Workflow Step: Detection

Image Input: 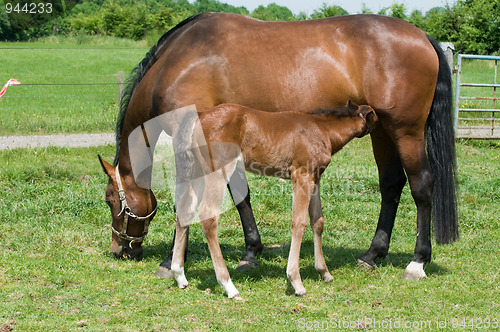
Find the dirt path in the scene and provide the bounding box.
[0,129,496,151]
[0,133,115,150]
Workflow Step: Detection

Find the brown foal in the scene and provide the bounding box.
[171,102,378,298]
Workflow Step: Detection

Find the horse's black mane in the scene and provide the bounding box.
[114,13,204,166]
[311,104,359,117]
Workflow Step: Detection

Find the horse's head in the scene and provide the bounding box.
[98,156,157,260]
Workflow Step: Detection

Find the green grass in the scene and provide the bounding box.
[0,138,498,331]
[0,39,149,136]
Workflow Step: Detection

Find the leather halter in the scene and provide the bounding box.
[111,165,157,248]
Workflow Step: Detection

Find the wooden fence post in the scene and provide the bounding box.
[440,42,455,74]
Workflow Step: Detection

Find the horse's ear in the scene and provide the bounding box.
[359,106,378,125]
[98,155,114,177]
[346,100,358,109]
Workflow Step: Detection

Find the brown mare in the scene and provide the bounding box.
[98,12,458,282]
[170,102,378,298]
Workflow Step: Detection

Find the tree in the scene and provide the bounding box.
[453,0,499,54]
[408,10,425,29]
[379,3,407,19]
[251,3,295,21]
[310,3,348,19]
[422,6,457,42]
[192,0,248,15]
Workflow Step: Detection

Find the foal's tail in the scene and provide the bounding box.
[425,36,459,244]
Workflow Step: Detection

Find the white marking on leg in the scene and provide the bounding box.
[171,263,189,288]
[402,261,427,280]
[219,278,240,299]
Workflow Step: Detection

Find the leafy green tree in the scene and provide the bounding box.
[379,3,407,19]
[70,13,102,34]
[310,3,348,18]
[0,6,13,40]
[422,6,457,42]
[192,0,248,15]
[408,10,425,29]
[453,0,499,54]
[252,3,295,21]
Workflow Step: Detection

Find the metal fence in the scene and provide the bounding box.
[454,54,500,139]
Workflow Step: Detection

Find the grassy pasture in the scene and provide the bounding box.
[456,58,500,131]
[0,138,498,331]
[0,40,148,136]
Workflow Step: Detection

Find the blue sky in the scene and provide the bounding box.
[215,0,452,15]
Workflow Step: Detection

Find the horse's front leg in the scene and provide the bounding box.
[155,178,263,279]
[287,170,315,296]
[308,181,333,282]
[200,172,242,299]
[155,227,188,279]
[171,219,189,288]
[200,215,241,299]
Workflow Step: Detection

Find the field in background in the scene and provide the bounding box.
[456,57,499,137]
[0,138,498,331]
[0,40,148,136]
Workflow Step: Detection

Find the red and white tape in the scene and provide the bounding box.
[0,79,21,99]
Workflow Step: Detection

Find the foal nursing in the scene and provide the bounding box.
[171,101,378,298]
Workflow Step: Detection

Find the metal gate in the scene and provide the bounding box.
[454,54,500,139]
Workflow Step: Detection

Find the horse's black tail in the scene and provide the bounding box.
[425,36,459,244]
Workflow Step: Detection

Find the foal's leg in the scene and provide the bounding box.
[155,181,262,278]
[171,220,190,289]
[308,182,333,282]
[155,227,188,279]
[199,170,241,299]
[287,170,315,296]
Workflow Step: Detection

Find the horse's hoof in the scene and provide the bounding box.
[401,271,427,280]
[323,273,334,283]
[231,294,245,301]
[356,259,376,271]
[155,266,174,279]
[236,259,259,270]
[295,289,307,297]
[401,261,427,280]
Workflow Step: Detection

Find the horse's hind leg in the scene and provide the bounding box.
[358,128,407,269]
[396,135,433,280]
[308,182,333,282]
